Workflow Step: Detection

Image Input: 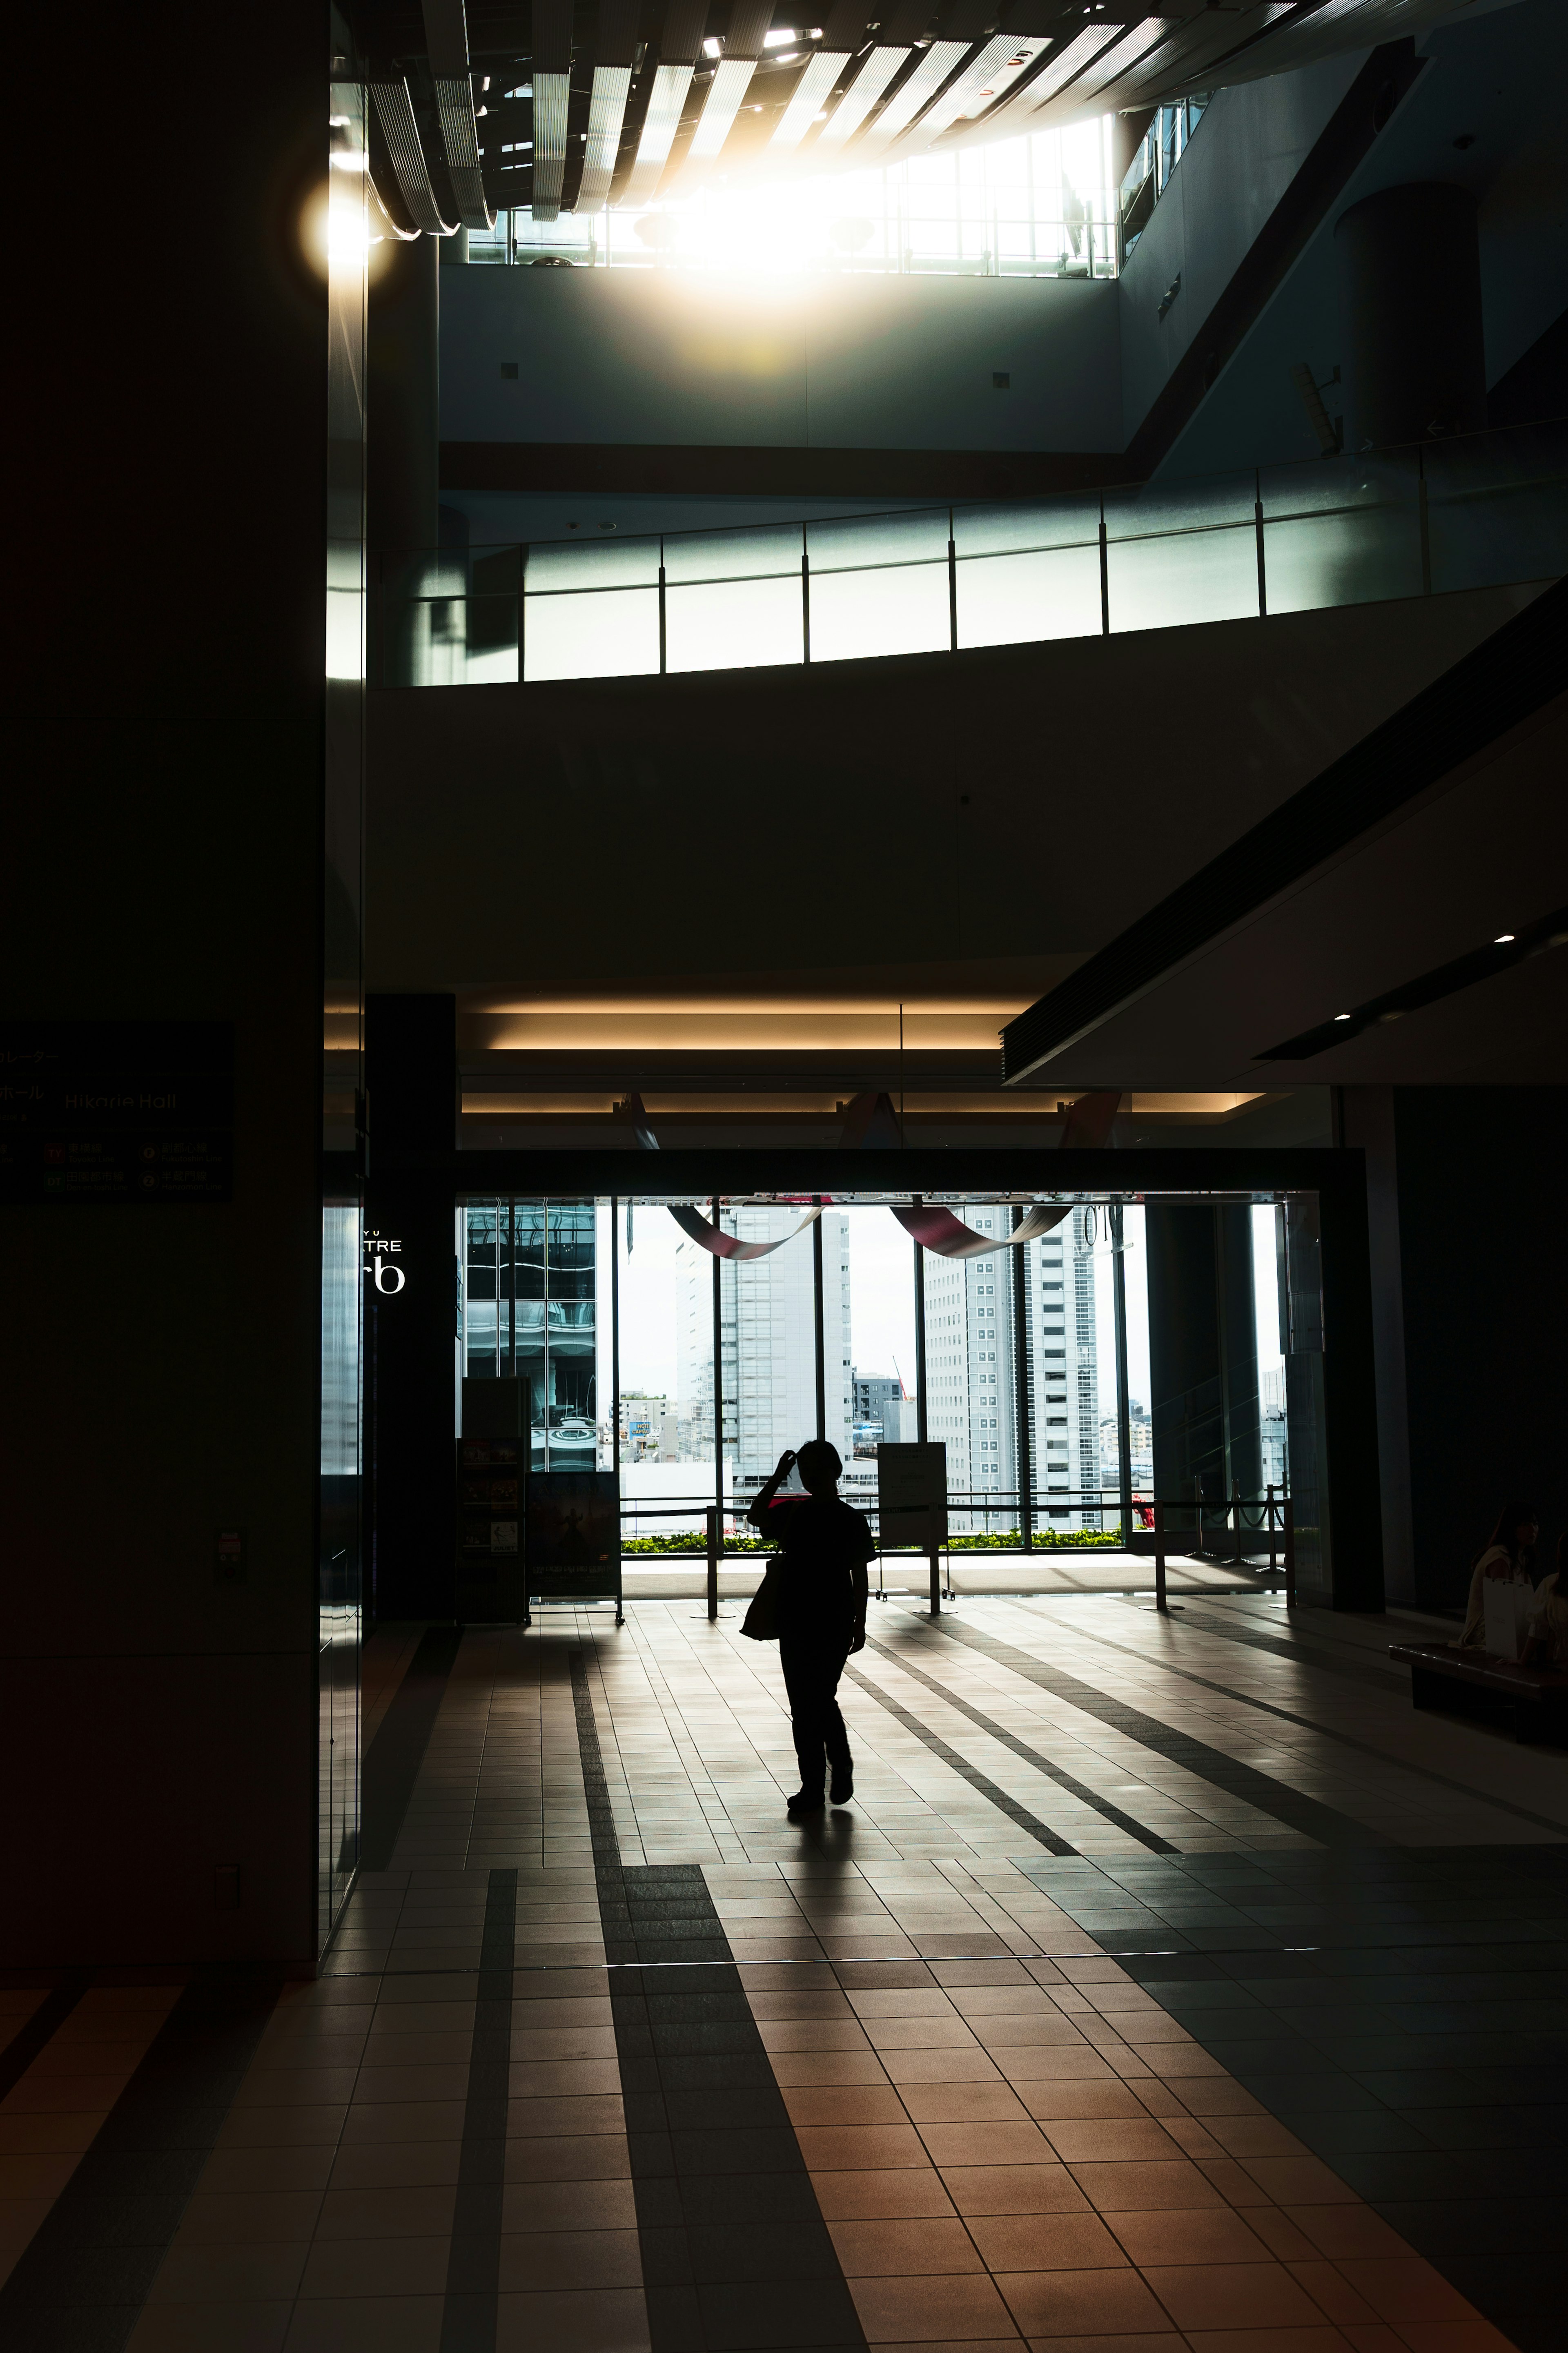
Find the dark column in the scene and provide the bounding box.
[5,1,325,1968]
[365,994,458,1621]
[1335,183,1486,449]
[1145,1207,1224,1539]
[368,232,439,682]
[1216,1205,1262,1507]
[1343,1086,1568,1615]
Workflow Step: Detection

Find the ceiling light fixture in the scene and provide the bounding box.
[1494,933,1515,943]
[1333,1013,1352,1022]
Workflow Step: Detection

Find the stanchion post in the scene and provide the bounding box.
[1283,1496,1296,1611]
[1154,1501,1167,1615]
[1267,1484,1277,1573]
[1234,1482,1244,1567]
[929,1541,941,1618]
[706,1507,719,1624]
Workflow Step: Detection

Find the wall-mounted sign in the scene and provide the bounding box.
[364,1228,405,1292]
[0,1021,233,1204]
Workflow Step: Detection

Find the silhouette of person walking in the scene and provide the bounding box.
[748,1440,873,1816]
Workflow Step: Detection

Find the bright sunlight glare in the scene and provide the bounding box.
[509,114,1117,281]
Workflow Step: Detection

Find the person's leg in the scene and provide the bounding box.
[821,1650,852,1791]
[780,1640,829,1798]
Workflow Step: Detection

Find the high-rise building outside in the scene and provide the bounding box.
[676,1212,853,1499]
[922,1206,1103,1532]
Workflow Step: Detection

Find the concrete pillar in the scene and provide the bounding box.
[1146,1206,1224,1534]
[1335,183,1486,449]
[368,231,439,565]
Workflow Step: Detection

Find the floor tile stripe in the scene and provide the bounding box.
[1078,1610,1568,1839]
[844,1660,1078,1858]
[359,1623,463,1872]
[859,1635,1176,1855]
[924,1609,1378,1849]
[0,1969,281,2350]
[0,1978,89,2107]
[439,1866,518,2353]
[571,1652,869,2352]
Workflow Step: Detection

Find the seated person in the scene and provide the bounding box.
[1460,1500,1537,1648]
[1526,1534,1568,1667]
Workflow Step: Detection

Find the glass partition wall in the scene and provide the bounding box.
[459,1192,1311,1560]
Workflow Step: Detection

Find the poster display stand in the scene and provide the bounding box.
[878,1442,950,1615]
[526,1470,624,1626]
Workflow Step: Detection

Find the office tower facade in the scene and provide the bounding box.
[922,1206,1104,1529]
[676,1211,852,1491]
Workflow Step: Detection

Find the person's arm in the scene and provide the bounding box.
[747,1449,797,1531]
[849,1558,869,1652]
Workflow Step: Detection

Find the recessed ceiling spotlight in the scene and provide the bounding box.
[1494,932,1515,943]
[1333,1013,1352,1022]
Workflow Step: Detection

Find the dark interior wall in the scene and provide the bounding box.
[364,582,1530,993]
[365,997,459,1622]
[1,5,325,1965]
[1361,1087,1568,1614]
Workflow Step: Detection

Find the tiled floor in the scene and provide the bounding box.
[2,1591,1564,2352]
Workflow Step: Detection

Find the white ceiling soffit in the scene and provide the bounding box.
[815,45,911,151]
[529,69,572,219]
[771,49,853,150]
[858,41,973,157]
[622,62,697,205]
[686,56,761,162]
[881,33,1052,160]
[421,0,494,228]
[577,66,633,208]
[369,80,457,234]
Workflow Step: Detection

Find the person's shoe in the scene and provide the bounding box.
[786,1789,825,1816]
[830,1770,854,1805]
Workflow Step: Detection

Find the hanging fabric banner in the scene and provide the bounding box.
[890,1091,1123,1257]
[667,1203,823,1261]
[890,1199,1070,1258]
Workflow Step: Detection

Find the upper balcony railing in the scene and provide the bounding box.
[374,417,1568,691]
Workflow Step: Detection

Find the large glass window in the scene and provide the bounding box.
[458,1188,1305,1561]
[486,114,1119,279]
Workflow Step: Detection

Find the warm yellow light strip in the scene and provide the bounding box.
[469,996,1032,1015]
[477,1014,1020,1050]
[460,1090,1266,1118]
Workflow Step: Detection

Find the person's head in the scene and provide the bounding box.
[1488,1501,1538,1563]
[796,1439,842,1497]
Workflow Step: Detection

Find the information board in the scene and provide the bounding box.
[0,1020,233,1203]
[877,1443,949,1553]
[526,1470,623,1621]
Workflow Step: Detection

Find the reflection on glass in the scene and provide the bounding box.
[1260,454,1422,615]
[1105,481,1258,636]
[319,1201,361,1945]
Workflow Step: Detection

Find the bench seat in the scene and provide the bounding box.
[1388,1640,1568,1744]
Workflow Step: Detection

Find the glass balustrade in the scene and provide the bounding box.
[376,417,1568,689]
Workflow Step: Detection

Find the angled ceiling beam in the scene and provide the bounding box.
[622,0,710,205]
[577,0,643,212]
[770,50,854,151]
[880,31,1052,160]
[421,0,494,228]
[856,41,973,157]
[527,0,576,222]
[369,79,457,234]
[684,0,777,167]
[815,43,911,149]
[979,21,1129,139]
